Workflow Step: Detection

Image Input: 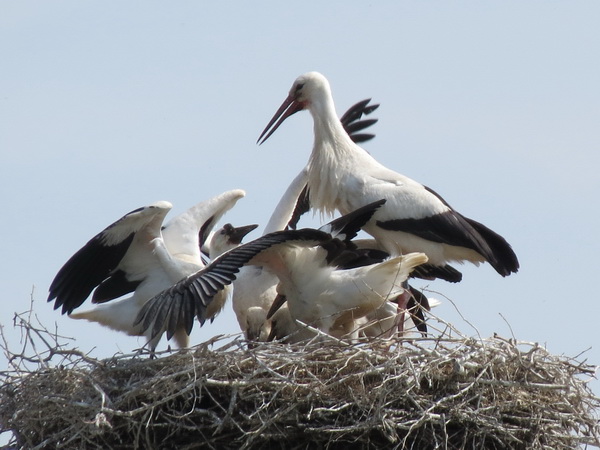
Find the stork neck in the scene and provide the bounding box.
[306,95,357,215]
[309,101,354,151]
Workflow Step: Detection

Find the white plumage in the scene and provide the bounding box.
[135,200,430,344]
[269,295,442,343]
[231,98,383,342]
[48,190,246,351]
[263,247,428,340]
[231,168,308,341]
[258,71,519,277]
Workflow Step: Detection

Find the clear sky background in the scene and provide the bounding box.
[2,0,599,417]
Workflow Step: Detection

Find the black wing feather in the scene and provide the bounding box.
[135,228,331,341]
[410,263,463,283]
[407,285,429,335]
[48,232,134,314]
[92,270,142,304]
[322,199,386,242]
[345,118,378,135]
[347,133,376,144]
[339,99,380,127]
[287,185,311,230]
[377,208,518,277]
[341,99,379,144]
[464,217,519,276]
[329,248,389,270]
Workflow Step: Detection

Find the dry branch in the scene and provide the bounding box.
[1,309,599,449]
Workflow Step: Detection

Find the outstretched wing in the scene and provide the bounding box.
[48,202,172,314]
[135,228,330,341]
[162,189,246,261]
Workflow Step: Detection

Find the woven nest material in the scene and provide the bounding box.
[1,309,599,449]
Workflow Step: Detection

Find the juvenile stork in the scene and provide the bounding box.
[135,200,429,344]
[48,190,246,351]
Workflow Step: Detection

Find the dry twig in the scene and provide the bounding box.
[1,308,599,449]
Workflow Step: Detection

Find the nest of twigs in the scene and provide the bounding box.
[1,308,599,449]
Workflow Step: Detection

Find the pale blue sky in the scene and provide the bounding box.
[2,0,599,412]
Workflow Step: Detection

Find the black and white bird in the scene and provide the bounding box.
[201,222,258,323]
[232,99,386,342]
[135,200,429,344]
[206,223,259,259]
[230,169,308,341]
[258,72,519,282]
[48,190,246,350]
[263,239,441,343]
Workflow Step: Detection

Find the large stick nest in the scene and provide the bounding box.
[1,308,599,449]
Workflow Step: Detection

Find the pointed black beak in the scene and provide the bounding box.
[227,224,258,245]
[266,293,288,320]
[266,324,277,342]
[257,94,304,145]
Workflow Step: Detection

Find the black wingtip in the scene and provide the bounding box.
[410,263,463,283]
[287,185,310,230]
[340,98,380,144]
[377,208,519,278]
[339,98,376,124]
[463,217,520,276]
[322,199,386,242]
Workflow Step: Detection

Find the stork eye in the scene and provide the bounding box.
[295,83,304,92]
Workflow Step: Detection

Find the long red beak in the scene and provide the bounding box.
[257,94,304,145]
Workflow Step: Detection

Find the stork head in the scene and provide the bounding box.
[257,72,331,144]
[207,223,258,258]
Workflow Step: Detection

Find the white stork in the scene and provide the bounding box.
[232,99,387,342]
[257,72,519,278]
[257,72,519,321]
[48,190,246,351]
[201,222,258,323]
[135,200,429,344]
[229,170,306,341]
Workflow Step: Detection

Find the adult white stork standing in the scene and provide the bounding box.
[48,190,246,351]
[257,72,519,317]
[135,200,429,344]
[232,99,386,342]
[244,98,455,341]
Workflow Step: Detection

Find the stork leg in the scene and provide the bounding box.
[394,280,411,337]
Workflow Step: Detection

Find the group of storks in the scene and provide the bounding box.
[48,72,519,353]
